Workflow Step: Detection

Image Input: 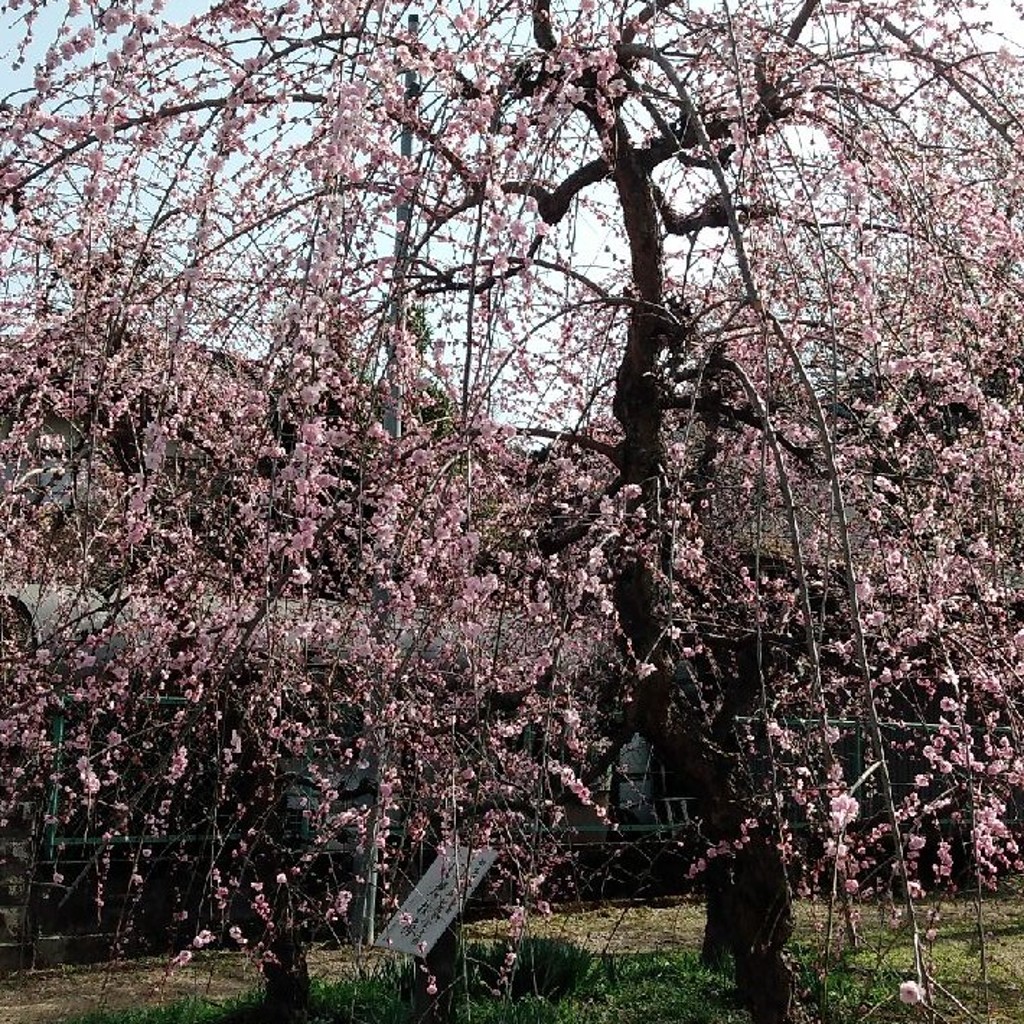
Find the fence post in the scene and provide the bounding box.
[0,802,37,970]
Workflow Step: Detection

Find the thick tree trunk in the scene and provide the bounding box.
[701,857,732,968]
[601,91,798,1024]
[262,922,311,1024]
[231,748,311,1024]
[412,924,458,1024]
[647,710,796,1024]
[725,834,796,1024]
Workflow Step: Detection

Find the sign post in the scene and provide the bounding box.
[376,846,497,957]
[377,846,496,1024]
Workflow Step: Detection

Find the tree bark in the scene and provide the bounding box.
[723,834,796,1024]
[412,924,458,1024]
[262,920,311,1024]
[228,731,312,1024]
[635,688,797,1024]
[603,95,798,1024]
[701,857,732,968]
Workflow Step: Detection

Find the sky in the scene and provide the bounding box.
[3,0,1024,420]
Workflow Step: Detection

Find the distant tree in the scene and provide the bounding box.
[3,2,1024,1022]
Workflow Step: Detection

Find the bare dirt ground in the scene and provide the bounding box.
[1,892,1022,1024]
[0,951,261,1024]
[0,900,708,1024]
[464,896,708,953]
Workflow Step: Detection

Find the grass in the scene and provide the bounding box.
[45,936,1024,1024]
[18,889,1024,1024]
[58,991,264,1024]
[304,973,409,1024]
[793,942,906,1024]
[582,951,747,1024]
[58,942,736,1024]
[464,936,594,1001]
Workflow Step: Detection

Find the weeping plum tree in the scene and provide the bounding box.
[4,1,1024,1022]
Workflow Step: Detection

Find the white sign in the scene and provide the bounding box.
[376,846,497,957]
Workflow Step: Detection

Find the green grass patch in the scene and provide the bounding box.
[60,944,743,1024]
[306,972,410,1024]
[582,951,746,1024]
[793,942,906,1024]
[464,936,594,1001]
[799,918,1024,1023]
[60,937,1012,1024]
[62,989,264,1024]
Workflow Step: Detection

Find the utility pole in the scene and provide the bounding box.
[361,11,420,949]
[382,12,420,441]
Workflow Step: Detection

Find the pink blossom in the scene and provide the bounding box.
[3,3,1024,1016]
[829,794,860,833]
[899,980,923,1005]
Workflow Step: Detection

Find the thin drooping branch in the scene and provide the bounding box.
[763,310,929,991]
[3,90,328,196]
[517,427,621,466]
[875,17,1021,145]
[715,354,831,718]
[661,390,819,467]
